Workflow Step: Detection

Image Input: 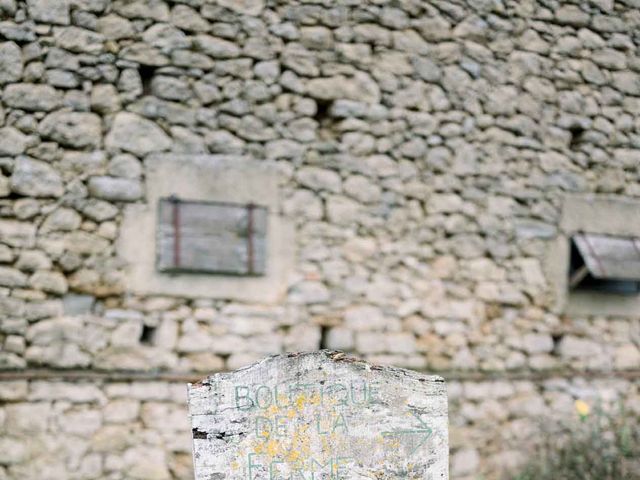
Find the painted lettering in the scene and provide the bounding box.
[235,385,254,411]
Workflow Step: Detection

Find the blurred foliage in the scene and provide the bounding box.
[512,401,640,480]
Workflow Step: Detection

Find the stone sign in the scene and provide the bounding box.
[188,351,448,479]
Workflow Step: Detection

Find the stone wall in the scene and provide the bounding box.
[1,0,640,478]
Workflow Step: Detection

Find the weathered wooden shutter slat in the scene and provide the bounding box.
[156,198,267,275]
[573,233,640,280]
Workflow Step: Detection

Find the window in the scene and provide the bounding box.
[156,197,268,276]
[545,194,640,316]
[118,154,293,302]
[569,233,640,294]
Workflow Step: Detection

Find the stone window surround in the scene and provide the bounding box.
[545,194,640,317]
[117,154,294,303]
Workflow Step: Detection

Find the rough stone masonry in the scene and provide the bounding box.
[188,351,448,479]
[0,0,639,479]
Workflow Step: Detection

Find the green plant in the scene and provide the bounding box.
[511,401,640,480]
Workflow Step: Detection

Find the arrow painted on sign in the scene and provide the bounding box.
[381,411,433,456]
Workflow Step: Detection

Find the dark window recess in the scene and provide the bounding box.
[569,233,640,295]
[156,197,268,276]
[568,124,585,150]
[139,65,155,96]
[140,324,155,345]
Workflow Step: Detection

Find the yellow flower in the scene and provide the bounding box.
[575,399,590,418]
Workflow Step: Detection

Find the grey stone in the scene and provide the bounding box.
[3,84,62,111]
[96,14,135,40]
[558,336,602,358]
[0,243,13,261]
[171,5,209,32]
[60,151,106,176]
[193,80,222,104]
[0,174,8,197]
[91,84,121,113]
[514,219,556,239]
[63,294,94,315]
[0,0,16,16]
[413,57,442,82]
[170,126,207,153]
[120,42,169,66]
[289,280,330,304]
[53,26,104,54]
[0,127,29,156]
[88,176,143,202]
[46,69,78,88]
[307,72,380,104]
[105,112,171,156]
[300,26,333,50]
[129,96,196,126]
[194,34,240,58]
[0,220,36,247]
[218,0,264,16]
[113,0,170,21]
[522,334,553,355]
[325,327,355,351]
[344,175,381,203]
[151,76,191,101]
[613,72,640,95]
[82,199,119,221]
[0,438,27,464]
[555,5,590,26]
[172,49,214,70]
[615,344,640,369]
[10,157,64,198]
[142,24,189,51]
[296,167,342,193]
[0,21,36,43]
[39,111,102,149]
[108,154,142,179]
[0,41,22,84]
[205,130,244,154]
[28,0,70,25]
[30,271,68,295]
[41,208,82,232]
[452,448,480,477]
[0,266,27,287]
[15,250,52,272]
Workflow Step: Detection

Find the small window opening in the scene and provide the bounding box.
[314,99,333,123]
[139,65,156,96]
[140,324,156,345]
[319,325,330,350]
[551,333,563,356]
[568,124,585,150]
[569,233,640,294]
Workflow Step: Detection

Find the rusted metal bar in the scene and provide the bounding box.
[246,202,255,274]
[171,196,181,268]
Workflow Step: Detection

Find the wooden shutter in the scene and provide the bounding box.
[570,233,640,294]
[156,198,267,275]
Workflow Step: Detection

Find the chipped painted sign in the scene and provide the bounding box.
[188,351,448,479]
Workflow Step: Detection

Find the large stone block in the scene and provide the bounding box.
[0,41,22,83]
[39,111,102,149]
[105,112,171,156]
[10,157,64,198]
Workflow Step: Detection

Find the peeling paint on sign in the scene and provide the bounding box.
[188,351,448,479]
